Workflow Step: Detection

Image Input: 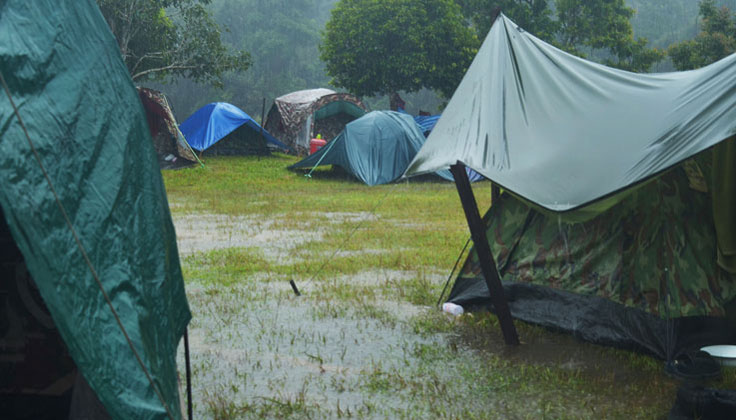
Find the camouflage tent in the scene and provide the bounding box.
[449,149,736,358]
[406,14,736,359]
[138,87,199,169]
[264,88,367,155]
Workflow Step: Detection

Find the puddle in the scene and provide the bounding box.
[320,212,378,224]
[177,279,453,418]
[172,210,678,418]
[172,213,322,260]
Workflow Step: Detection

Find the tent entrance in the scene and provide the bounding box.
[0,211,110,419]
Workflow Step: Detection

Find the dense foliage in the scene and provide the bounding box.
[457,0,664,72]
[144,0,338,119]
[668,0,736,70]
[458,0,556,40]
[320,0,477,98]
[97,0,250,85]
[121,0,736,120]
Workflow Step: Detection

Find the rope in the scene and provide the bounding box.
[299,182,398,286]
[437,236,472,306]
[0,72,177,420]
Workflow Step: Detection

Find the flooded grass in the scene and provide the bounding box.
[164,155,733,419]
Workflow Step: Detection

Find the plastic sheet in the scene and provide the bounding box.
[406,14,736,212]
[0,1,190,418]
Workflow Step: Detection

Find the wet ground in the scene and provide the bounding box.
[172,211,682,419]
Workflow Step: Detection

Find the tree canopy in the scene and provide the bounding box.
[155,0,338,120]
[97,0,250,86]
[668,0,736,70]
[457,0,556,40]
[458,0,664,73]
[320,0,478,98]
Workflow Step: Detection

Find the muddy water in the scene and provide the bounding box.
[173,213,320,260]
[172,212,676,418]
[172,213,464,418]
[178,279,453,418]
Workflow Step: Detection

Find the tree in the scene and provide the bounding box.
[320,0,478,99]
[457,0,557,40]
[158,0,339,120]
[458,0,663,73]
[97,0,250,86]
[556,0,664,72]
[669,0,736,70]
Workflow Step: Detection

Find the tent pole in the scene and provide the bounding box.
[259,97,266,160]
[450,162,519,345]
[184,327,193,420]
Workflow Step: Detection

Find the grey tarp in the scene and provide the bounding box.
[405,14,736,212]
[289,111,455,185]
[0,0,190,418]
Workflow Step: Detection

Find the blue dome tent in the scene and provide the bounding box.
[180,102,288,156]
[290,111,478,185]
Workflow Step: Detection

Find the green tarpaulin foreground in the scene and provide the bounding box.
[0,1,190,418]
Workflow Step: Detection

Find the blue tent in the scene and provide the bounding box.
[400,109,484,182]
[413,115,441,135]
[289,111,477,185]
[180,102,287,154]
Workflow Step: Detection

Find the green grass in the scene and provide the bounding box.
[164,155,733,420]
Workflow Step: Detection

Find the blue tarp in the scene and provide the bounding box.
[180,102,287,151]
[413,115,441,134]
[398,109,483,182]
[397,107,440,135]
[289,111,479,185]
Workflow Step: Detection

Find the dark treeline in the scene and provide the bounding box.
[145,0,736,122]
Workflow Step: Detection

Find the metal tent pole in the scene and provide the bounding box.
[450,162,519,345]
[184,328,193,420]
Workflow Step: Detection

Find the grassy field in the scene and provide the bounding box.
[163,154,734,419]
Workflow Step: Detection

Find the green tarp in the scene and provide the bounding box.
[406,14,736,213]
[0,1,190,418]
[420,13,736,358]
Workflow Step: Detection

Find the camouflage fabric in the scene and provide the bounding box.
[313,113,356,144]
[137,88,198,167]
[264,89,366,155]
[458,152,736,318]
[712,136,736,273]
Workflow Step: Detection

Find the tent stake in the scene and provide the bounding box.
[184,327,193,420]
[450,162,519,345]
